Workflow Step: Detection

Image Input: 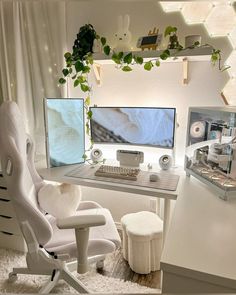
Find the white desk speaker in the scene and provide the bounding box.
[90,148,103,162]
[159,154,172,170]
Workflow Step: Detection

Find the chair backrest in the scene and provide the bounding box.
[0,101,53,246]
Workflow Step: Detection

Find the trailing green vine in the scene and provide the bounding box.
[59,24,229,159]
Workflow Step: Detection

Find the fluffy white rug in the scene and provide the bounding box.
[0,248,160,293]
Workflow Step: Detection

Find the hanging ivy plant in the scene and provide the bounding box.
[59,24,229,159]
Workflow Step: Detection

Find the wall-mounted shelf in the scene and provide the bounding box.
[92,45,213,85]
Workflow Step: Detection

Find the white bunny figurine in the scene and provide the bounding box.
[113,14,132,52]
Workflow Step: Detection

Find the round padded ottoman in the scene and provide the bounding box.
[121,211,163,274]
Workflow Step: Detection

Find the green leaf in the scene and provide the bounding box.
[160,53,168,60]
[77,75,86,83]
[144,61,153,71]
[160,49,170,60]
[155,60,160,67]
[59,78,66,84]
[134,56,143,65]
[87,110,93,119]
[69,68,73,74]
[213,49,221,54]
[83,66,90,74]
[118,52,124,60]
[64,52,72,59]
[82,154,87,160]
[85,123,90,135]
[211,54,218,62]
[80,83,90,92]
[122,65,132,72]
[123,52,133,64]
[165,49,170,55]
[112,53,121,64]
[74,79,80,87]
[101,37,106,46]
[85,96,90,106]
[211,50,220,65]
[75,60,84,72]
[164,26,172,37]
[86,55,94,65]
[164,26,177,37]
[62,68,69,77]
[104,45,111,56]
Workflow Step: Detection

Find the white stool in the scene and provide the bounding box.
[121,211,163,274]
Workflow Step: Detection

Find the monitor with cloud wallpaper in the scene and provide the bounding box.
[44,98,85,167]
[90,107,176,149]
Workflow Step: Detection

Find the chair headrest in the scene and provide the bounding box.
[0,101,27,157]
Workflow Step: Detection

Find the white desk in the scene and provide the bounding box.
[38,163,182,244]
[161,176,236,292]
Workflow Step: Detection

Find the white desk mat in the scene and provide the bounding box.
[66,165,179,191]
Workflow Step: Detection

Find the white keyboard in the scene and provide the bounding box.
[95,165,140,181]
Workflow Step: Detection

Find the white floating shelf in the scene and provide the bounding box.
[93,45,213,64]
[92,46,213,85]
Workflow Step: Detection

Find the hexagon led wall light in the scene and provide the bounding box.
[181,2,213,24]
[205,4,236,37]
[160,2,184,12]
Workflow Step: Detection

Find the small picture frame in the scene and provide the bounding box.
[137,28,162,51]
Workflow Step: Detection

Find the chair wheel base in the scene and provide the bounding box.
[8,272,18,282]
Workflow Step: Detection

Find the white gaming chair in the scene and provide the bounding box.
[0,101,121,293]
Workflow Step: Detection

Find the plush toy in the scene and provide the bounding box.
[113,15,132,52]
[38,183,81,218]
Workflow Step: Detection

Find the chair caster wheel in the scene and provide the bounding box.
[8,272,18,282]
[96,260,104,271]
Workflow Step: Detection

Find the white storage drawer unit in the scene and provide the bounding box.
[0,172,26,252]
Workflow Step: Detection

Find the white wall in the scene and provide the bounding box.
[65,0,231,221]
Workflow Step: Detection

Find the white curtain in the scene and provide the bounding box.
[0,0,67,158]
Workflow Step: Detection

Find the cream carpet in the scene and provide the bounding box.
[0,248,160,293]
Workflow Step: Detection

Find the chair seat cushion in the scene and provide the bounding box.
[44,207,121,258]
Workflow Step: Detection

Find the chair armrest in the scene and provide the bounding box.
[56,215,106,230]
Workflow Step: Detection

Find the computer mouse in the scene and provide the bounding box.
[149,174,158,182]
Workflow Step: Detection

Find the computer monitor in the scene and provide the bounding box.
[90,107,176,148]
[44,98,85,167]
